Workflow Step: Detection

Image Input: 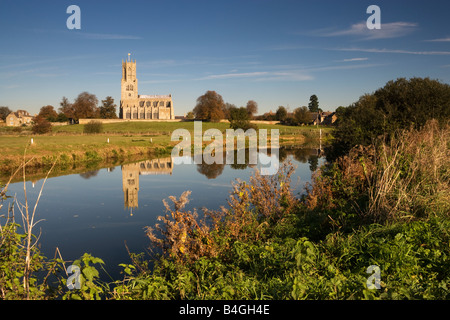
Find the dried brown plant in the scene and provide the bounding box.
[146,161,299,265]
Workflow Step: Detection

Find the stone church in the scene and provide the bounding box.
[119,56,174,120]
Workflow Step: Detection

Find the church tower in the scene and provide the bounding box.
[121,55,138,101]
[120,53,174,120]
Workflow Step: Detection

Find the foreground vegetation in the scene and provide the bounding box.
[1,120,448,300]
[1,77,448,300]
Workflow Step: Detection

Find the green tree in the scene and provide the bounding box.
[227,106,257,131]
[193,91,225,122]
[275,106,287,122]
[185,111,194,119]
[308,95,319,113]
[99,96,117,119]
[293,106,310,125]
[328,77,450,161]
[56,112,68,122]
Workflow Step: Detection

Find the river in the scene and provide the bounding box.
[1,147,324,280]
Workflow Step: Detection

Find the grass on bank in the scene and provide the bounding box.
[0,122,333,174]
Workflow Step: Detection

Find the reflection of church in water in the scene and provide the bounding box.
[122,157,173,209]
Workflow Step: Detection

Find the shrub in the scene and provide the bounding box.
[146,161,297,265]
[228,106,257,131]
[32,116,52,134]
[83,120,103,134]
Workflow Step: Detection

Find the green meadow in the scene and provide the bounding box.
[0,121,332,173]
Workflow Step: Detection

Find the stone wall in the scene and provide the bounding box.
[78,118,182,124]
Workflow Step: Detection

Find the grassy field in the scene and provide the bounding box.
[0,121,333,174]
[49,121,331,135]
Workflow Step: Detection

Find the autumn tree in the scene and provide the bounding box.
[193,91,225,122]
[72,92,99,120]
[38,105,58,122]
[59,96,75,119]
[222,103,236,120]
[99,96,118,119]
[32,115,52,134]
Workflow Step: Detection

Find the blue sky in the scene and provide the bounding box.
[1,0,449,116]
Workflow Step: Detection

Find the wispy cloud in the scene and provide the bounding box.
[335,58,369,62]
[0,66,62,79]
[194,62,380,82]
[425,37,450,42]
[254,71,314,82]
[75,32,142,40]
[315,21,418,40]
[332,47,450,55]
[307,63,382,72]
[195,70,314,82]
[0,55,96,70]
[198,72,269,80]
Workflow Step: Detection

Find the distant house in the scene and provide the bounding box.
[322,112,337,125]
[307,111,337,126]
[308,112,321,125]
[6,110,33,127]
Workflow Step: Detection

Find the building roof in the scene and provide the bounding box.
[138,95,171,99]
[8,110,32,118]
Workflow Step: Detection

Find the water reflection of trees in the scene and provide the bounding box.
[79,170,100,179]
[196,162,225,179]
[195,148,321,179]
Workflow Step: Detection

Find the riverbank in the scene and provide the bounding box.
[1,122,448,300]
[0,122,333,175]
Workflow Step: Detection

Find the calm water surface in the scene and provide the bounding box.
[3,148,324,279]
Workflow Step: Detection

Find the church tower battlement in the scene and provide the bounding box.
[121,59,138,100]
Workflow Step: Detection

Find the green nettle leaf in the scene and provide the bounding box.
[82,266,99,282]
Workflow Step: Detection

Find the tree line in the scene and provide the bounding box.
[187,91,321,130]
[31,92,117,134]
[186,90,259,130]
[43,92,118,123]
[327,77,450,160]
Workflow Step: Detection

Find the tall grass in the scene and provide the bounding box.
[366,120,449,221]
[305,119,449,229]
